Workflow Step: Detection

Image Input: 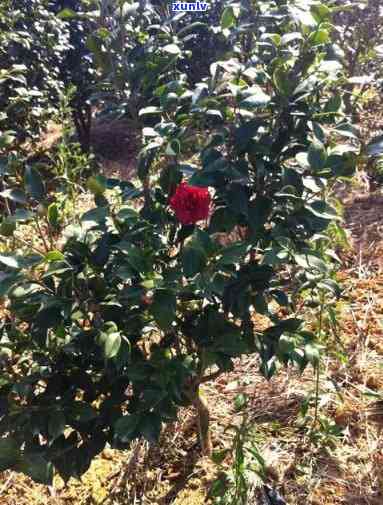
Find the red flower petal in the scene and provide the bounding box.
[170,182,211,225]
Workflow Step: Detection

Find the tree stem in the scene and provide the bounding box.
[192,385,212,458]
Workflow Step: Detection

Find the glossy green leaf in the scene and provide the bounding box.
[45,250,65,262]
[114,414,140,443]
[163,44,181,56]
[150,289,176,330]
[24,166,45,200]
[304,201,340,221]
[0,438,20,471]
[67,402,98,423]
[0,189,27,204]
[140,413,162,443]
[308,142,327,171]
[47,203,60,227]
[17,454,53,485]
[104,331,122,358]
[240,88,270,109]
[366,135,383,157]
[295,253,327,273]
[48,411,66,441]
[182,246,206,277]
[273,67,296,95]
[221,6,236,29]
[57,7,77,19]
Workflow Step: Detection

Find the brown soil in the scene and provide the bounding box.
[90,118,139,180]
[39,118,139,181]
[344,191,383,272]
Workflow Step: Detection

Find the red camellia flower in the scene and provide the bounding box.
[170,182,211,225]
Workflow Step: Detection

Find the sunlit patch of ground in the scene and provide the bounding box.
[36,117,139,181]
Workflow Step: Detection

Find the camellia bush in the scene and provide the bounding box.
[0,0,70,149]
[0,0,358,485]
[0,0,99,153]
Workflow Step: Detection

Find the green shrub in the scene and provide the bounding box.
[0,0,70,147]
[0,0,358,485]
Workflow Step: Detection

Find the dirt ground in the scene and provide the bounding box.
[38,118,139,181]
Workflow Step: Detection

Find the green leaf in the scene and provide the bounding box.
[81,207,108,228]
[0,272,23,297]
[24,165,45,200]
[212,449,230,464]
[226,184,249,216]
[48,411,66,441]
[0,254,22,269]
[213,332,247,357]
[327,152,356,177]
[248,196,272,231]
[104,331,122,359]
[163,44,181,56]
[150,289,176,330]
[115,243,151,273]
[308,29,329,45]
[139,107,162,117]
[116,207,139,223]
[240,88,270,109]
[177,22,208,38]
[67,402,98,423]
[86,34,111,74]
[57,7,77,19]
[304,201,340,221]
[302,176,325,193]
[209,208,236,233]
[182,246,206,277]
[0,254,41,273]
[47,203,60,227]
[206,109,223,121]
[140,413,162,443]
[17,454,53,485]
[263,33,281,46]
[271,290,289,307]
[114,414,140,443]
[0,217,16,237]
[165,139,181,156]
[159,165,182,193]
[305,343,320,367]
[273,67,295,95]
[311,4,332,23]
[87,175,106,196]
[13,209,34,222]
[45,250,65,262]
[234,393,248,411]
[0,188,27,204]
[324,94,342,114]
[317,278,341,296]
[0,438,20,471]
[35,306,62,329]
[253,294,268,314]
[217,243,248,266]
[366,135,383,157]
[308,142,327,171]
[221,6,236,29]
[281,32,303,45]
[295,253,327,273]
[0,132,16,149]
